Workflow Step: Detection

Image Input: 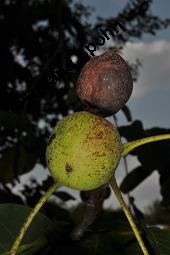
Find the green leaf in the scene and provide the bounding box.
[69,211,143,255]
[147,227,170,255]
[76,227,142,255]
[0,203,54,254]
[120,166,153,193]
[1,237,47,255]
[77,221,170,255]
[0,144,37,182]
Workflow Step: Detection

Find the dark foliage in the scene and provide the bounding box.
[119,121,170,206]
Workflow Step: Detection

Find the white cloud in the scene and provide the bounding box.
[123,40,170,98]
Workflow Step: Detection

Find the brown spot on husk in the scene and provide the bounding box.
[65,162,74,173]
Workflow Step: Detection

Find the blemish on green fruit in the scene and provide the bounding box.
[46,111,122,191]
[65,162,74,173]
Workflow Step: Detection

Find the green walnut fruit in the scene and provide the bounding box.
[46,111,122,191]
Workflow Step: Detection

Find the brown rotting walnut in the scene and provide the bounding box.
[76,50,133,117]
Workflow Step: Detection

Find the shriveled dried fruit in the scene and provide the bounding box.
[76,50,133,117]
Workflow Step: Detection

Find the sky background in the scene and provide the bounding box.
[14,0,170,212]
